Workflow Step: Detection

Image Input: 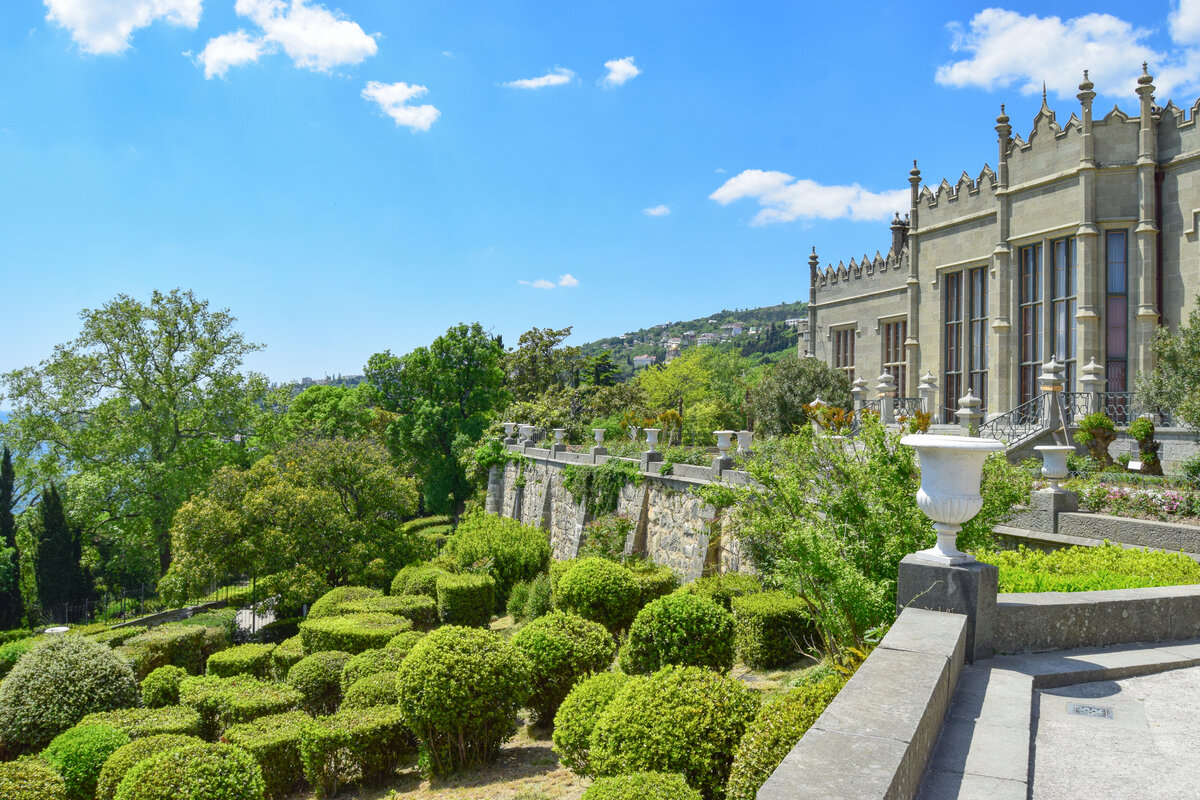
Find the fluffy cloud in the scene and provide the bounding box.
[1171,0,1200,44]
[503,67,575,89]
[519,274,578,289]
[601,56,640,87]
[710,170,908,226]
[361,81,440,131]
[44,0,201,55]
[197,30,267,78]
[558,273,579,287]
[643,205,670,216]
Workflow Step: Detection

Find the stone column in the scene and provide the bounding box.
[850,378,869,411]
[876,372,897,424]
[991,106,1016,414]
[906,162,922,404]
[1075,72,1102,378]
[956,392,983,434]
[807,248,820,359]
[1080,357,1105,414]
[1134,64,1160,377]
[918,371,938,423]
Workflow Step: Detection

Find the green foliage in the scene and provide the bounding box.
[299,705,415,797]
[562,460,644,517]
[584,772,703,800]
[590,666,760,800]
[281,384,380,441]
[287,651,352,714]
[94,734,203,800]
[732,591,816,670]
[224,711,313,800]
[506,326,583,402]
[1129,417,1155,443]
[387,630,425,651]
[206,643,276,679]
[309,585,381,620]
[552,671,629,777]
[1073,412,1118,465]
[978,543,1200,592]
[0,448,23,630]
[120,622,229,679]
[629,561,680,607]
[749,353,852,436]
[0,636,36,679]
[390,563,450,597]
[620,594,734,674]
[178,675,303,740]
[435,573,496,627]
[676,574,762,611]
[270,636,305,680]
[445,513,551,610]
[0,756,68,800]
[1139,294,1200,430]
[298,613,412,656]
[35,484,91,615]
[725,674,846,800]
[112,742,265,800]
[86,627,148,649]
[578,515,634,562]
[340,646,411,692]
[41,724,131,800]
[78,706,202,739]
[395,625,530,776]
[339,594,438,629]
[1181,452,1200,489]
[0,636,138,753]
[342,672,399,709]
[555,558,640,634]
[510,610,616,724]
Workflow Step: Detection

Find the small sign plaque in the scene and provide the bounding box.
[1067,702,1114,719]
[1128,460,1143,472]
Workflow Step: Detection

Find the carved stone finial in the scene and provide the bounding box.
[1084,69,1089,80]
[1042,81,1047,102]
[910,160,920,180]
[1001,103,1005,113]
[1138,62,1155,87]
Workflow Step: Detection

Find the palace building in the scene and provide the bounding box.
[807,66,1200,421]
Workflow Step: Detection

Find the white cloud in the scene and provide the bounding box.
[362,81,440,131]
[558,274,578,287]
[1171,0,1200,44]
[197,30,267,78]
[710,170,908,226]
[441,50,454,57]
[600,56,640,87]
[503,67,575,89]
[714,168,726,174]
[643,205,670,216]
[519,274,579,289]
[44,0,202,55]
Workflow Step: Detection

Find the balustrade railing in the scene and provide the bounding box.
[894,397,924,419]
[976,393,1046,445]
[1062,392,1091,424]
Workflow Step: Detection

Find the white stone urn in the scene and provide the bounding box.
[736,430,753,454]
[715,430,735,457]
[645,428,661,451]
[593,429,606,445]
[553,428,565,445]
[519,424,534,441]
[503,422,517,437]
[1034,445,1074,492]
[628,425,639,441]
[901,434,1003,565]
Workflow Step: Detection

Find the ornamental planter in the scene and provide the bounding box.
[593,429,606,445]
[644,428,661,452]
[901,434,1002,565]
[715,430,735,457]
[1034,445,1074,492]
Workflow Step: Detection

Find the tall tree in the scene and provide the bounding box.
[365,322,508,514]
[35,485,89,621]
[0,447,22,628]
[505,326,582,400]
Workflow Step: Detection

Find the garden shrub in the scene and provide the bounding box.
[307,586,381,620]
[141,664,188,708]
[445,512,551,611]
[0,636,139,753]
[0,636,36,679]
[340,594,438,630]
[298,613,412,655]
[385,629,425,652]
[120,625,221,678]
[435,573,496,627]
[620,594,734,674]
[390,563,449,597]
[78,706,202,739]
[86,627,148,649]
[583,772,703,800]
[257,616,301,644]
[731,592,817,670]
[978,542,1200,592]
[179,675,303,740]
[340,646,410,692]
[287,650,353,714]
[507,577,531,617]
[224,711,313,800]
[299,705,414,797]
[206,643,276,679]
[95,734,203,800]
[1074,412,1117,466]
[510,610,616,724]
[725,674,846,800]
[555,557,640,634]
[40,724,131,800]
[590,665,761,800]
[0,757,68,800]
[549,558,574,596]
[676,574,763,611]
[509,573,553,620]
[629,562,680,608]
[552,671,629,777]
[174,608,239,642]
[112,742,265,800]
[395,625,530,776]
[342,672,398,709]
[271,635,305,679]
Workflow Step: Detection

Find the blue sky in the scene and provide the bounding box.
[2,1,1199,385]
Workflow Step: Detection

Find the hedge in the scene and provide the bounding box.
[339,595,438,630]
[307,586,381,620]
[435,573,496,627]
[555,558,641,633]
[629,562,680,608]
[385,630,425,652]
[675,574,762,611]
[78,706,202,739]
[0,757,68,800]
[95,734,203,800]
[298,613,413,655]
[141,665,188,708]
[583,772,703,800]
[271,636,305,679]
[342,672,399,709]
[390,564,449,598]
[224,711,313,800]
[445,512,551,610]
[120,624,228,679]
[85,627,148,649]
[112,742,266,800]
[340,646,410,692]
[0,636,36,679]
[206,643,277,679]
[40,724,131,800]
[299,705,415,797]
[510,610,616,723]
[620,593,735,674]
[731,592,816,670]
[287,651,353,714]
[179,675,303,740]
[552,671,630,777]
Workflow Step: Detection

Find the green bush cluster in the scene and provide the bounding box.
[78,706,202,739]
[342,672,399,709]
[0,757,68,800]
[41,724,131,800]
[979,542,1200,592]
[206,643,277,679]
[386,630,425,652]
[178,675,303,740]
[731,592,816,669]
[95,735,203,800]
[298,613,412,655]
[141,665,188,708]
[85,627,148,649]
[620,594,734,674]
[552,671,630,777]
[0,637,36,679]
[340,646,410,692]
[224,711,313,800]
[287,651,353,714]
[584,772,703,800]
[307,586,381,620]
[0,636,139,753]
[340,595,438,630]
[676,574,762,611]
[629,562,680,607]
[445,513,551,610]
[120,623,229,679]
[555,558,640,633]
[270,636,305,679]
[510,610,616,724]
[390,563,449,597]
[507,573,553,621]
[436,573,496,627]
[299,705,414,797]
[112,742,265,800]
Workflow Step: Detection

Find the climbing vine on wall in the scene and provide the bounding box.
[562,459,644,517]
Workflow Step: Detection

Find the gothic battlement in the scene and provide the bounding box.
[814,248,906,288]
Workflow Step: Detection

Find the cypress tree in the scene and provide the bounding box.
[36,485,88,621]
[0,447,22,629]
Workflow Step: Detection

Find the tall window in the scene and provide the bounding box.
[1106,231,1128,393]
[945,268,988,420]
[1019,244,1043,405]
[944,272,963,420]
[833,327,855,380]
[1051,237,1077,389]
[968,266,988,410]
[882,319,907,396]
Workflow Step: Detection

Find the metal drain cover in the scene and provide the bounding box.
[1067,702,1114,719]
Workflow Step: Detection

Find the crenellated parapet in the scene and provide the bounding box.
[916,165,999,226]
[814,247,907,288]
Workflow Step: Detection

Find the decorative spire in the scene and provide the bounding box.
[1138,61,1154,86]
[1079,69,1094,93]
[910,159,920,180]
[996,103,1009,124]
[1042,81,1047,102]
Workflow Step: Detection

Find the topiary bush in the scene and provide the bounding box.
[179,676,303,740]
[340,647,410,692]
[141,664,188,708]
[395,625,530,776]
[206,643,276,679]
[307,586,381,620]
[95,735,204,800]
[40,724,131,800]
[386,630,425,652]
[0,757,68,800]
[590,665,761,800]
[287,651,352,714]
[435,573,496,627]
[0,636,139,753]
[731,591,817,670]
[78,706,202,739]
[552,671,629,777]
[676,574,763,611]
[85,627,148,649]
[629,562,680,608]
[298,613,412,655]
[584,772,703,800]
[445,513,551,611]
[112,742,265,800]
[508,573,553,621]
[299,705,415,797]
[342,672,398,709]
[0,637,36,679]
[271,636,305,680]
[725,674,846,800]
[119,624,227,679]
[510,610,616,724]
[619,594,734,674]
[390,563,449,597]
[224,711,313,800]
[340,595,438,630]
[555,558,640,634]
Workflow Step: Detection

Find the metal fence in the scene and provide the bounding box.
[36,577,251,628]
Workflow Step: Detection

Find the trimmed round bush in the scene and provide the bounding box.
[590,665,761,800]
[179,676,303,740]
[341,594,438,630]
[95,735,203,800]
[299,705,415,797]
[619,594,734,674]
[390,563,449,597]
[629,563,680,608]
[206,643,276,679]
[298,613,412,655]
[583,772,703,800]
[675,574,762,611]
[79,706,202,739]
[342,672,398,709]
[286,650,352,714]
[340,647,409,692]
[552,671,629,777]
[0,636,139,753]
[270,636,305,680]
[555,558,640,634]
[725,675,846,800]
[510,610,616,723]
[141,665,187,708]
[731,591,817,670]
[445,513,551,610]
[0,757,68,800]
[112,742,265,800]
[386,630,425,652]
[307,586,381,620]
[435,573,495,627]
[395,625,531,776]
[40,724,131,800]
[120,625,222,679]
[224,711,313,800]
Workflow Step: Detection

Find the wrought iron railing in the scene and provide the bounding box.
[1062,392,1091,424]
[976,393,1046,445]
[894,397,924,419]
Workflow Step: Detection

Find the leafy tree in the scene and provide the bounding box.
[1139,295,1200,429]
[365,323,508,513]
[582,352,620,387]
[35,485,90,620]
[749,354,853,436]
[0,447,21,628]
[0,290,269,575]
[280,384,387,441]
[506,326,583,400]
